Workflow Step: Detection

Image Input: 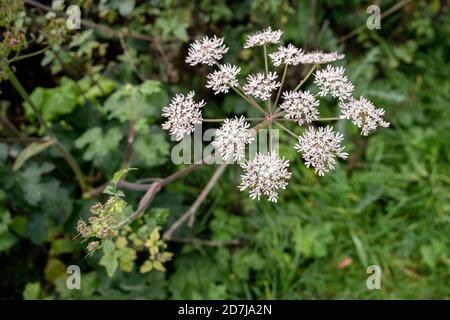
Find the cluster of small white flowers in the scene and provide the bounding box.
[185,35,229,66]
[244,27,283,48]
[314,65,354,101]
[269,44,304,66]
[164,28,390,203]
[243,72,280,101]
[162,91,205,141]
[298,51,345,64]
[339,96,390,136]
[212,116,254,162]
[206,64,240,94]
[294,126,348,176]
[239,152,291,202]
[280,90,320,125]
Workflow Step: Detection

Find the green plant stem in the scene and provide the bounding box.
[5,64,87,192]
[263,45,272,113]
[8,46,50,63]
[274,64,288,109]
[232,87,266,115]
[274,121,298,139]
[294,64,318,91]
[315,117,341,121]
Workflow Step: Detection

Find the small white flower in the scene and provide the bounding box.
[269,44,304,66]
[298,51,345,64]
[239,152,291,202]
[280,90,320,125]
[244,27,283,48]
[339,96,390,136]
[212,116,254,162]
[162,91,205,141]
[314,65,354,101]
[185,35,229,66]
[206,64,240,94]
[242,72,280,101]
[295,126,348,176]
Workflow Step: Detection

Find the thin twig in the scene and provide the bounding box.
[164,163,227,239]
[116,158,213,228]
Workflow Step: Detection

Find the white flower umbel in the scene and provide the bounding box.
[162,91,205,141]
[339,96,390,136]
[298,51,345,64]
[243,72,280,101]
[269,44,304,66]
[244,27,283,48]
[206,64,241,94]
[295,126,348,176]
[280,90,320,125]
[212,116,254,162]
[314,65,354,101]
[239,152,291,202]
[185,35,229,66]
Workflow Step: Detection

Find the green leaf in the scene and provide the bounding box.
[119,0,135,16]
[113,167,137,187]
[23,282,42,300]
[24,77,79,122]
[51,239,79,255]
[0,231,17,252]
[13,139,55,171]
[75,127,123,161]
[351,232,368,267]
[99,252,119,277]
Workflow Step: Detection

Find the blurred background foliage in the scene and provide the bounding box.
[0,0,449,299]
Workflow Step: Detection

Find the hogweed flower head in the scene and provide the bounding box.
[212,116,254,162]
[269,44,304,66]
[162,91,205,141]
[185,35,228,66]
[298,51,345,64]
[339,96,390,135]
[314,65,354,101]
[206,63,240,94]
[244,27,283,48]
[280,90,320,125]
[170,28,390,202]
[295,126,348,176]
[243,72,280,101]
[239,152,291,202]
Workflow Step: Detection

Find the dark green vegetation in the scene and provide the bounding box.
[0,0,449,299]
